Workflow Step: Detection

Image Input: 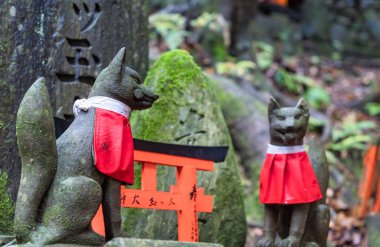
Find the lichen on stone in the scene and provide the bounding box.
[0,172,15,234]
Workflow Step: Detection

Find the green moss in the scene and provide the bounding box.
[42,205,69,228]
[0,172,15,234]
[131,49,209,141]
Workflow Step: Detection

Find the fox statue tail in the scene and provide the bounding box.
[14,77,58,243]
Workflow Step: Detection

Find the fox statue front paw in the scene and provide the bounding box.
[279,236,301,247]
[256,236,275,247]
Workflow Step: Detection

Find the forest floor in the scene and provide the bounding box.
[148,5,380,246]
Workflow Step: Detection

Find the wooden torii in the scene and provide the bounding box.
[356,139,380,218]
[91,140,228,242]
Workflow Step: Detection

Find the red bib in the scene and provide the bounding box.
[93,108,134,184]
[259,150,322,204]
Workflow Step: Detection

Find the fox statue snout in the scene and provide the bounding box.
[88,48,159,111]
[126,67,159,110]
[133,86,159,110]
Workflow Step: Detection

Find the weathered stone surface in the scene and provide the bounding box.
[9,244,97,247]
[366,214,380,247]
[208,74,267,221]
[14,78,58,242]
[0,235,15,245]
[124,50,246,247]
[0,0,148,228]
[105,238,224,247]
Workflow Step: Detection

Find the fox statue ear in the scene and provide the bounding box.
[296,98,308,112]
[296,98,310,118]
[268,97,280,120]
[268,97,280,114]
[108,47,127,83]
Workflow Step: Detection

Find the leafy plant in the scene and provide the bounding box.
[365,102,380,116]
[253,42,274,70]
[216,60,256,79]
[305,86,331,110]
[274,68,302,93]
[273,68,330,109]
[149,13,188,50]
[191,12,229,61]
[191,12,227,34]
[329,120,376,151]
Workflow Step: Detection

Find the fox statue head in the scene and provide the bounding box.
[268,97,309,146]
[89,47,158,110]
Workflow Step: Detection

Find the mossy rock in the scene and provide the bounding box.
[105,238,224,247]
[124,50,246,247]
[0,172,15,234]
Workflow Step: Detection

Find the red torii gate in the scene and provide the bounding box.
[53,117,227,241]
[91,147,224,242]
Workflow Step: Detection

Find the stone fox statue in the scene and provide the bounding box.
[14,47,158,245]
[257,98,330,247]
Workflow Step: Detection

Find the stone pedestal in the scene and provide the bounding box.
[105,238,224,247]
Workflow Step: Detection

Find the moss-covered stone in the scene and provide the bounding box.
[124,50,246,247]
[105,238,224,247]
[0,172,14,234]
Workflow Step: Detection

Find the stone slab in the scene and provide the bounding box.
[105,238,224,247]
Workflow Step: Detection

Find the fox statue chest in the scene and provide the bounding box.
[54,108,104,184]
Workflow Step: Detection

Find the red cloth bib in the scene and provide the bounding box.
[93,108,134,184]
[259,150,322,204]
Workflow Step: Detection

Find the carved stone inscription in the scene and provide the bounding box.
[54,0,149,118]
[54,1,102,118]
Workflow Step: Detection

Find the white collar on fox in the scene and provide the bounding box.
[73,96,131,118]
[267,144,305,154]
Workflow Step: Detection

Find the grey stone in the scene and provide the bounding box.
[0,235,15,245]
[124,50,246,247]
[364,9,380,42]
[366,214,380,247]
[105,238,224,247]
[207,75,268,222]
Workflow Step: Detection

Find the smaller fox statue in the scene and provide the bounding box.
[257,98,330,247]
[14,47,158,245]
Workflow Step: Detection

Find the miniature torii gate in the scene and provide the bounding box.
[91,140,228,242]
[356,140,380,218]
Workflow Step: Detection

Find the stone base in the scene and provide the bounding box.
[0,235,15,245]
[105,238,224,247]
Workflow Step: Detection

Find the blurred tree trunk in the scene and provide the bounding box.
[222,0,257,56]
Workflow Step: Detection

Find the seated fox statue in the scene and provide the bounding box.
[14,47,158,245]
[257,98,330,247]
